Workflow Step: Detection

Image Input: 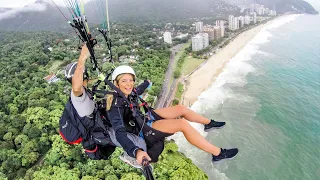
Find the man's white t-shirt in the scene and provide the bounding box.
[70,87,95,117]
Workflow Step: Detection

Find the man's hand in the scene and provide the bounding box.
[80,44,90,60]
[136,149,151,165]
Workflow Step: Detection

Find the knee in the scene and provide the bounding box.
[176,119,190,132]
[175,104,188,115]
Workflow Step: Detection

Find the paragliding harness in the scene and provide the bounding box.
[59,90,116,160]
[54,3,164,178]
[92,76,174,162]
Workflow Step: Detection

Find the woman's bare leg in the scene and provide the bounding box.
[152,119,221,155]
[154,105,210,125]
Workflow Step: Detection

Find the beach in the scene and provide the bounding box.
[174,14,320,180]
[182,20,276,106]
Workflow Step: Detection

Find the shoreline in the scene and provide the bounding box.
[181,18,279,107]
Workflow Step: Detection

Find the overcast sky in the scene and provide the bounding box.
[0,0,319,10]
[0,0,70,8]
[0,0,38,8]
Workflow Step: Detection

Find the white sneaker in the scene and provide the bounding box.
[119,152,142,169]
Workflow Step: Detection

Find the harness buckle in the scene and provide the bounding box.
[129,120,135,126]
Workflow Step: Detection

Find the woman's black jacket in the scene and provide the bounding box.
[108,80,150,158]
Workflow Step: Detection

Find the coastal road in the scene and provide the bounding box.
[163,78,177,107]
[155,44,184,108]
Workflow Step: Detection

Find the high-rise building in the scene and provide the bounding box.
[215,20,225,37]
[250,4,255,12]
[192,35,203,51]
[229,15,235,31]
[244,15,251,25]
[233,17,240,30]
[239,16,245,28]
[220,26,225,37]
[203,26,215,41]
[269,10,277,16]
[265,8,270,15]
[195,21,204,32]
[216,20,225,28]
[255,4,260,13]
[214,26,222,39]
[201,33,209,48]
[192,33,209,51]
[258,6,264,15]
[163,31,172,44]
[253,12,257,24]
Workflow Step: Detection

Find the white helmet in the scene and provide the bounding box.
[111,65,136,81]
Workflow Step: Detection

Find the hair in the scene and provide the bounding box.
[105,73,135,111]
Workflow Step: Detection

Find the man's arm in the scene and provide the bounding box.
[72,45,90,97]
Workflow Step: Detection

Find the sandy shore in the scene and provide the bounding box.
[182,20,275,106]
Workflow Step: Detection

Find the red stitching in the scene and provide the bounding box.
[59,131,82,144]
[84,145,98,153]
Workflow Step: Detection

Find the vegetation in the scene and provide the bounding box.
[181,57,205,76]
[0,24,207,179]
[175,83,184,100]
[173,52,187,79]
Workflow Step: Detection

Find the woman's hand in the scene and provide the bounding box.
[136,149,151,165]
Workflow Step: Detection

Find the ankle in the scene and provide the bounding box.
[205,119,211,125]
[213,148,222,156]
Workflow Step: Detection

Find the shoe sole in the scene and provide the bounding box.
[212,152,238,164]
[204,124,226,132]
[119,156,142,169]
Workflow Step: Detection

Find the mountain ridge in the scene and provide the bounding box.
[0,0,317,32]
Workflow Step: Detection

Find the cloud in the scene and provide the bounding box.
[0,3,47,21]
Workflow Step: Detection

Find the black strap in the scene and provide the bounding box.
[103,78,128,102]
[98,29,113,63]
[142,158,155,180]
[94,110,108,133]
[70,19,98,71]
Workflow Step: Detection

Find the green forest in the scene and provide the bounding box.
[0,22,207,180]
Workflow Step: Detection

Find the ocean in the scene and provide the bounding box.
[172,14,320,180]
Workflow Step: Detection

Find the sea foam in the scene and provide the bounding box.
[171,14,303,179]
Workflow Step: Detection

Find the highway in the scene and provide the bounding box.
[155,44,184,108]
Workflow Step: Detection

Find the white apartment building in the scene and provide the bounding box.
[269,10,277,16]
[228,15,235,31]
[216,20,225,28]
[233,17,240,30]
[257,6,264,15]
[192,33,209,51]
[202,33,209,48]
[163,31,172,44]
[253,12,257,24]
[244,15,251,25]
[220,25,225,37]
[195,21,204,32]
[239,16,245,28]
[250,4,255,12]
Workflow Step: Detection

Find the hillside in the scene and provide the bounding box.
[224,0,318,14]
[0,0,317,31]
